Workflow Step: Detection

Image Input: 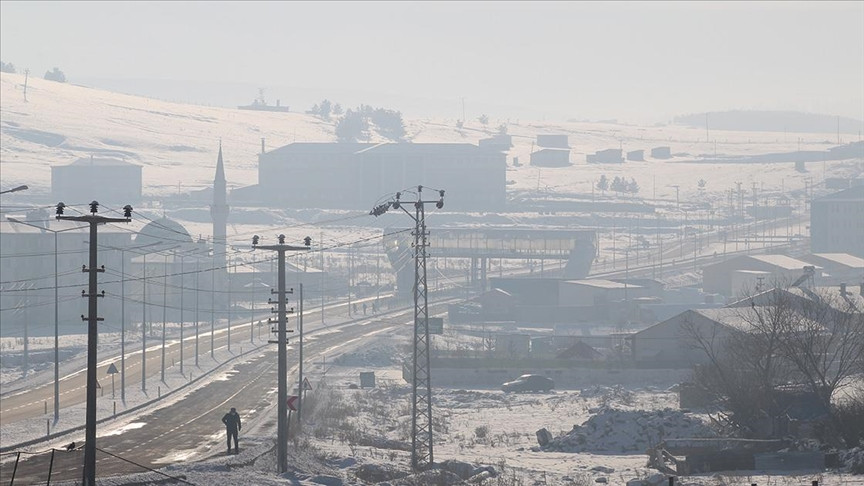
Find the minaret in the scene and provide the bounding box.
[211,142,229,288]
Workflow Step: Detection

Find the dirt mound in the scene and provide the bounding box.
[542,407,716,453]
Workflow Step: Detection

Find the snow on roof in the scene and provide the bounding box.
[265,142,375,156]
[748,254,817,270]
[356,142,487,156]
[563,279,642,289]
[814,185,864,202]
[809,253,864,269]
[68,157,139,167]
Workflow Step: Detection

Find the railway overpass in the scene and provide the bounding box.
[384,227,597,294]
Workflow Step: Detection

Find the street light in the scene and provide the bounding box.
[8,217,87,422]
[0,185,28,195]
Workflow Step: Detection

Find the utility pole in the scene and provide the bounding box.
[227,256,232,352]
[195,254,200,367]
[56,201,132,486]
[161,254,168,382]
[250,254,256,344]
[211,251,216,359]
[23,68,29,102]
[320,231,325,325]
[252,234,310,474]
[142,253,148,392]
[178,250,185,375]
[347,245,352,317]
[298,283,304,423]
[371,185,444,470]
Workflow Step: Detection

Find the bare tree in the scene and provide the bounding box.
[688,284,864,443]
[685,304,792,437]
[774,289,864,440]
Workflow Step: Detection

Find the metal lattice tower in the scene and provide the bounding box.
[370,186,444,471]
[411,197,433,469]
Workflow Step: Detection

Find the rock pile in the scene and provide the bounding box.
[542,408,716,453]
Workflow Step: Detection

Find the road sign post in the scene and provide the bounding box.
[107,363,119,398]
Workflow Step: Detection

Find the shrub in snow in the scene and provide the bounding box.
[352,463,408,483]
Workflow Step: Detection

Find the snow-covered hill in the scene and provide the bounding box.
[2,71,862,205]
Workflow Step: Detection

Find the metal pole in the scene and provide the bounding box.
[320,231,324,325]
[121,248,126,402]
[54,232,59,420]
[298,283,303,423]
[23,285,30,376]
[195,257,200,367]
[211,253,215,359]
[347,246,352,317]
[47,448,55,485]
[228,257,232,352]
[161,254,167,382]
[179,253,184,375]
[250,255,255,344]
[142,253,147,392]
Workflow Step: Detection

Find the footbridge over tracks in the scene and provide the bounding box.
[383,227,597,295]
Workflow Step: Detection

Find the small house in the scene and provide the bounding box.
[587,148,624,164]
[651,146,672,159]
[627,149,645,161]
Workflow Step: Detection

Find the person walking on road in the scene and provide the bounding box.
[222,407,242,454]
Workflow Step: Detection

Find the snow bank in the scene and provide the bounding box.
[542,407,716,454]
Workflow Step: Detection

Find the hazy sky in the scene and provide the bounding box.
[2,1,862,123]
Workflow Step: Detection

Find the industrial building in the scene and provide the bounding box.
[701,254,820,297]
[651,146,672,159]
[810,186,864,257]
[52,157,142,204]
[256,142,506,211]
[530,134,571,167]
[626,149,644,161]
[586,148,624,164]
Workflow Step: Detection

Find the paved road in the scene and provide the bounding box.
[0,302,446,484]
[0,312,272,424]
[0,292,398,425]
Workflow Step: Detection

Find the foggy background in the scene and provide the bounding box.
[2,1,862,124]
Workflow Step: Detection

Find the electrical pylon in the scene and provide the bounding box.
[371,186,444,470]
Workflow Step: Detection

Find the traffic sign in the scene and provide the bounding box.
[287,395,299,411]
[106,363,119,374]
[302,377,312,391]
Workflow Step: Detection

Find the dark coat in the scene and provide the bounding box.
[222,411,241,432]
